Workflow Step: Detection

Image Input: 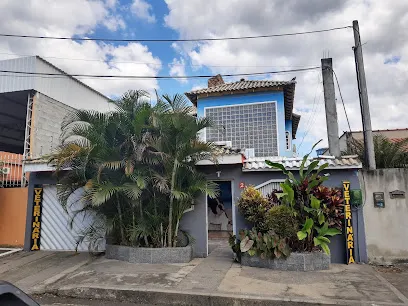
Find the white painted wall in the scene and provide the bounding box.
[361,169,408,263]
[0,56,111,111]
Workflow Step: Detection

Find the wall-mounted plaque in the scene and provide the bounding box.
[390,190,405,199]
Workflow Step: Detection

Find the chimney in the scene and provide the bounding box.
[208,74,224,88]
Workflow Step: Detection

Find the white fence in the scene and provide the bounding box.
[0,153,25,187]
[254,179,284,196]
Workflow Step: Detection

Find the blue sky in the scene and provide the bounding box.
[0,0,407,156]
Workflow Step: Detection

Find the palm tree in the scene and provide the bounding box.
[49,90,159,246]
[346,135,408,168]
[155,94,219,247]
[48,90,218,248]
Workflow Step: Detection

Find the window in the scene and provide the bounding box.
[285,131,291,151]
[204,102,278,157]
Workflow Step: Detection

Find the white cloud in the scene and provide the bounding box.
[104,14,126,31]
[169,57,187,83]
[0,0,161,105]
[131,0,156,23]
[164,0,408,152]
[105,0,118,9]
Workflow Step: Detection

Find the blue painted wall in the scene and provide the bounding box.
[197,92,292,156]
[198,165,366,263]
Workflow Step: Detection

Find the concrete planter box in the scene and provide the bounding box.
[105,244,193,264]
[241,252,330,271]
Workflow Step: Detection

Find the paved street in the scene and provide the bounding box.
[1,243,408,305]
[34,294,151,305]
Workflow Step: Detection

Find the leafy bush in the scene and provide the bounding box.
[228,234,241,262]
[312,186,344,230]
[236,186,272,232]
[265,190,282,206]
[239,228,291,259]
[265,142,343,255]
[266,205,298,241]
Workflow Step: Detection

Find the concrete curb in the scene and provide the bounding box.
[46,285,407,306]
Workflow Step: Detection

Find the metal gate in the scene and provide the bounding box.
[40,185,101,251]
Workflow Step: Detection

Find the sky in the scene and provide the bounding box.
[0,0,407,155]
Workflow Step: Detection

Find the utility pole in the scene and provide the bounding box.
[353,20,376,170]
[321,58,341,157]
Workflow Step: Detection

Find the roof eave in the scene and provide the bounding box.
[292,113,301,139]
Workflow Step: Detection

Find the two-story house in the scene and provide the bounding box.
[180,75,364,263]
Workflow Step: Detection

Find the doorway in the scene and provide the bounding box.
[207,181,233,241]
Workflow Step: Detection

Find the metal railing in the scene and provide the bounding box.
[254,179,284,196]
[0,153,25,188]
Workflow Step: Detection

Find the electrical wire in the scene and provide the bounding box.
[297,72,323,151]
[0,26,352,43]
[332,68,352,132]
[0,66,320,80]
[0,51,321,69]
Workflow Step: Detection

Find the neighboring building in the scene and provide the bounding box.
[0,56,110,160]
[185,75,300,158]
[322,128,408,155]
[0,56,110,249]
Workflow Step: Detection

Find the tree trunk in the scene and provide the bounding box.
[173,218,180,247]
[116,195,126,245]
[168,158,178,247]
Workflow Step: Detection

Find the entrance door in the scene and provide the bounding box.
[207,181,233,239]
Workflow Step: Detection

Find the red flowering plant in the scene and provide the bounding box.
[311,186,344,231]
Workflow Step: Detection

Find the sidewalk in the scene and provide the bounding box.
[30,241,408,305]
[0,250,91,293]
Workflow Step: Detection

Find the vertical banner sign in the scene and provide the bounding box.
[30,185,43,251]
[343,181,355,264]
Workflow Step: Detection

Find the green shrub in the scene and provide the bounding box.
[239,228,291,259]
[266,205,298,240]
[236,186,272,232]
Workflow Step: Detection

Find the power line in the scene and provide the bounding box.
[297,73,324,152]
[0,26,351,43]
[0,66,320,80]
[331,68,352,132]
[0,51,318,69]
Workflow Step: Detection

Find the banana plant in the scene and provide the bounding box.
[297,195,341,255]
[265,140,329,190]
